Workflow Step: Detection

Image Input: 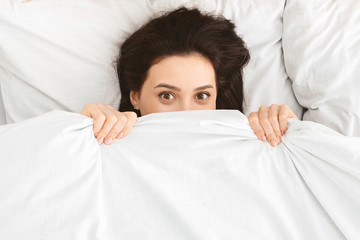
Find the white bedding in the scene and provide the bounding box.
[0,110,359,239]
[0,0,303,124]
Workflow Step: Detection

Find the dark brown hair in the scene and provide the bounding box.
[117,7,250,116]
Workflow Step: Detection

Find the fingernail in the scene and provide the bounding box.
[270,139,277,147]
[261,135,266,142]
[97,137,103,145]
[119,132,124,138]
[105,137,113,145]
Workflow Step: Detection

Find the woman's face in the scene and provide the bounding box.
[130,54,217,116]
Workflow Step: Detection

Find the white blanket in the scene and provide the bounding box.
[0,110,359,239]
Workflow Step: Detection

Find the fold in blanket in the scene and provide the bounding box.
[0,110,359,240]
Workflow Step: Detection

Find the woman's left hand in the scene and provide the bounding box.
[248,104,298,147]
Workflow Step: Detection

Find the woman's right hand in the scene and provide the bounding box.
[80,103,137,145]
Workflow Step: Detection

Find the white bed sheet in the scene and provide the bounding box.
[0,110,359,239]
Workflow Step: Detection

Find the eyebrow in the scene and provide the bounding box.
[154,83,214,91]
[194,84,214,91]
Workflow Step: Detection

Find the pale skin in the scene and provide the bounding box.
[80,54,298,147]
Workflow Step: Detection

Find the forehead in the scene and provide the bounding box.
[144,54,216,89]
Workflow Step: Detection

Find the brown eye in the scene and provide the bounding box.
[195,92,210,100]
[159,92,175,100]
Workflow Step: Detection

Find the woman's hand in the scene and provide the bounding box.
[80,104,137,145]
[248,104,298,147]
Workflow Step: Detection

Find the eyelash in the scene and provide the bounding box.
[158,91,211,100]
[158,91,175,100]
[195,92,211,100]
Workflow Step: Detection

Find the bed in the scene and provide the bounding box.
[0,0,359,239]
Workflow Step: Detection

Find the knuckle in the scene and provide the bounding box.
[280,104,289,110]
[86,103,95,108]
[248,116,258,123]
[259,105,268,111]
[270,104,278,109]
[259,118,269,125]
[279,114,288,120]
[269,116,278,123]
[108,116,118,123]
[105,105,114,109]
[84,103,96,111]
[97,114,106,122]
[129,111,137,118]
[118,115,128,124]
[248,112,258,118]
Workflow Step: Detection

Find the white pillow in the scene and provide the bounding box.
[0,0,303,124]
[283,0,360,136]
[0,67,6,125]
[0,90,5,125]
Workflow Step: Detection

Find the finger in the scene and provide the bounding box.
[248,112,266,141]
[103,111,129,145]
[258,106,278,147]
[268,104,282,143]
[96,106,121,145]
[116,112,137,139]
[278,105,298,135]
[79,104,105,137]
[80,103,92,116]
[83,104,107,138]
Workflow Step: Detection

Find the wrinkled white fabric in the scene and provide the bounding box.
[0,110,359,239]
[283,0,360,136]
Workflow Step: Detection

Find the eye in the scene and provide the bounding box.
[158,92,175,100]
[195,92,210,100]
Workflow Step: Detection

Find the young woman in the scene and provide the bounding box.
[80,7,298,147]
